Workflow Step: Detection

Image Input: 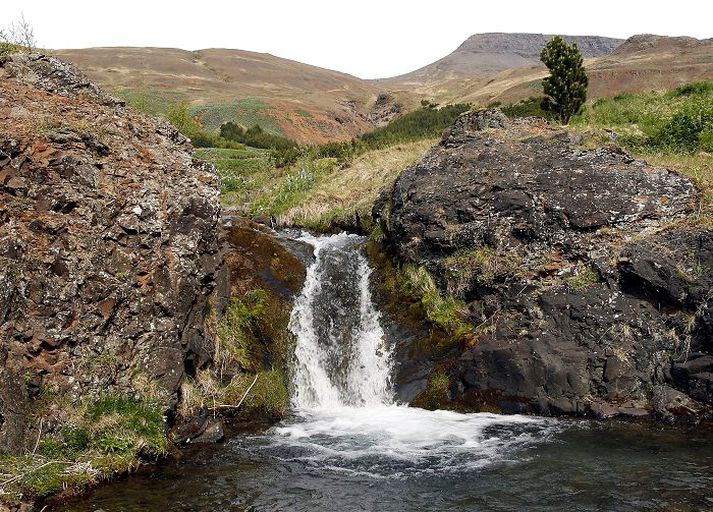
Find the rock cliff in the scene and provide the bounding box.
[0,54,222,451]
[376,109,713,421]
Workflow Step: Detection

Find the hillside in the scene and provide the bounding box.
[54,47,385,144]
[378,33,623,87]
[402,34,713,106]
[54,34,713,144]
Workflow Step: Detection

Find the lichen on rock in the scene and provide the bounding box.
[0,52,222,454]
[376,108,712,421]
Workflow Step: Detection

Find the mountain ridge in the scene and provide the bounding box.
[52,33,713,143]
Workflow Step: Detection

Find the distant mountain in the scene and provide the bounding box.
[53,34,713,143]
[379,33,624,86]
[611,34,712,55]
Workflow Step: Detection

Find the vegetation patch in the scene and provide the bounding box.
[401,265,475,348]
[410,372,450,410]
[497,97,554,120]
[193,98,283,134]
[442,246,520,296]
[565,266,601,291]
[116,87,188,117]
[0,393,167,502]
[220,122,297,152]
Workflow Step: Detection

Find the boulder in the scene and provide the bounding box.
[0,54,222,451]
[377,109,713,420]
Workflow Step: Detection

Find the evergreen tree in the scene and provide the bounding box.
[540,36,588,124]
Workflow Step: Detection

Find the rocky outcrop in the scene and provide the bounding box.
[382,33,623,85]
[365,93,403,127]
[454,33,623,59]
[376,109,712,421]
[0,54,222,451]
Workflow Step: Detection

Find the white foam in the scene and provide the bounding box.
[261,405,555,478]
[273,233,556,479]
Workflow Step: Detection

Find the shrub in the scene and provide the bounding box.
[649,97,713,151]
[670,81,713,97]
[220,122,297,151]
[501,97,553,120]
[359,102,471,148]
[540,36,588,123]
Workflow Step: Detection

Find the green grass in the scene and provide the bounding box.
[571,82,713,153]
[194,146,272,195]
[0,393,167,501]
[401,265,475,346]
[0,42,24,58]
[115,87,188,117]
[191,98,283,134]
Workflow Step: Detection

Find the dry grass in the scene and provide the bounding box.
[275,139,437,229]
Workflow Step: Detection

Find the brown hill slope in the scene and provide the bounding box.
[54,34,713,144]
[378,33,623,88]
[395,34,713,107]
[54,47,384,144]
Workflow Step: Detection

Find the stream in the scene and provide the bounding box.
[57,233,713,512]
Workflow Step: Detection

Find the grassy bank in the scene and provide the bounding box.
[210,138,436,230]
[0,391,168,503]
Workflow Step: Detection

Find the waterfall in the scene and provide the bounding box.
[288,232,394,409]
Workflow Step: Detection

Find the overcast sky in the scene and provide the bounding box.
[5,0,711,79]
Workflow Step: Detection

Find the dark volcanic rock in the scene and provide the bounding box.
[376,109,713,420]
[0,55,222,451]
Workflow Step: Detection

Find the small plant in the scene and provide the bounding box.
[402,265,474,344]
[0,14,36,56]
[566,266,600,291]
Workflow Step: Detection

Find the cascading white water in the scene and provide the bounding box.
[271,231,555,479]
[289,232,393,409]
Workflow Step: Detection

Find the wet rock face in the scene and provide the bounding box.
[377,109,713,420]
[0,54,222,451]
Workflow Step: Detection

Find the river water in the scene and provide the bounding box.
[57,234,713,512]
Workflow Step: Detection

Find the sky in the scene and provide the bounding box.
[4,0,711,79]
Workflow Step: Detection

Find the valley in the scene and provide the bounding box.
[2,22,713,512]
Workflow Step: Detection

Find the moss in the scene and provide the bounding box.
[410,372,450,410]
[221,369,289,420]
[217,290,269,371]
[365,241,463,357]
[566,266,601,291]
[402,264,475,347]
[442,246,520,296]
